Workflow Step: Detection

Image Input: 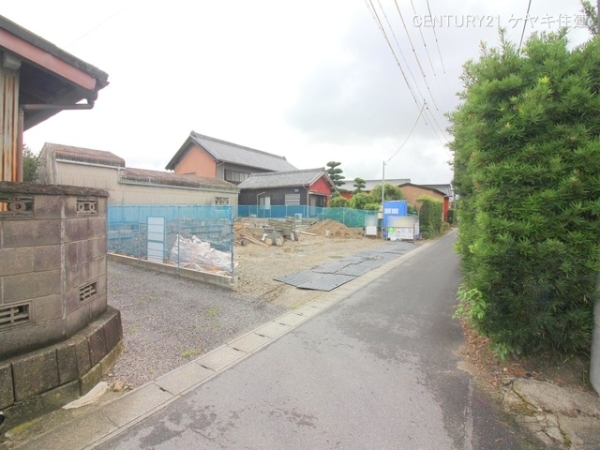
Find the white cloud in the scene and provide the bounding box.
[3,0,594,186]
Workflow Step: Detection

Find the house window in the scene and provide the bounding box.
[215,197,230,206]
[285,193,300,206]
[224,170,249,183]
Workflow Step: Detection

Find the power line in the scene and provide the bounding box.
[425,0,455,107]
[365,0,450,159]
[69,0,137,45]
[519,0,533,51]
[392,0,426,82]
[409,0,436,77]
[365,0,421,108]
[424,103,450,144]
[425,0,447,75]
[392,0,440,112]
[423,106,453,160]
[408,0,453,112]
[387,102,426,162]
[375,0,426,102]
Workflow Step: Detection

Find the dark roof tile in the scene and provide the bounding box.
[121,168,238,191]
[42,142,125,167]
[238,168,334,190]
[166,131,297,172]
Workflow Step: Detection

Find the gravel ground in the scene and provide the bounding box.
[105,262,286,389]
[105,225,395,389]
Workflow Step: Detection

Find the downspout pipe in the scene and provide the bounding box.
[16,101,95,182]
[20,102,94,111]
[256,191,266,217]
[16,100,94,183]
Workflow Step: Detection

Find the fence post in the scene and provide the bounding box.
[177,205,181,274]
[230,206,234,274]
[137,205,141,259]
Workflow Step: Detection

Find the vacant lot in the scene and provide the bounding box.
[235,219,389,307]
[106,221,390,388]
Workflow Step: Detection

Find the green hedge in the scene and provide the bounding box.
[449,31,600,357]
[447,209,456,224]
[418,195,443,237]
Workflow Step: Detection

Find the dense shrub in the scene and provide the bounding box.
[370,183,405,202]
[449,31,600,356]
[349,192,374,210]
[447,209,456,224]
[329,195,348,208]
[417,195,443,237]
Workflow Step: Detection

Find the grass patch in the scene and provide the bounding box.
[205,306,220,317]
[137,294,159,306]
[180,349,202,359]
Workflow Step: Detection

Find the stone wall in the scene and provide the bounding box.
[0,308,122,427]
[0,182,122,430]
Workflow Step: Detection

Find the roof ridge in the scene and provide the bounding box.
[248,167,324,177]
[44,142,118,154]
[43,142,125,167]
[190,131,288,160]
[125,167,230,181]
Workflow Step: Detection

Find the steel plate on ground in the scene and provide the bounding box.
[374,253,399,262]
[336,265,375,277]
[312,261,353,274]
[296,274,356,291]
[335,256,365,265]
[337,259,387,276]
[354,249,383,258]
[274,271,324,286]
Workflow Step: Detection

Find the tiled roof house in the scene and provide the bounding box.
[237,168,334,212]
[165,131,297,185]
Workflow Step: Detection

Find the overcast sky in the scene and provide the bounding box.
[2,1,594,184]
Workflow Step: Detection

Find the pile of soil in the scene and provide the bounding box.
[306,219,363,238]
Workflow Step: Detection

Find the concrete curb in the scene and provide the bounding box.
[8,235,444,450]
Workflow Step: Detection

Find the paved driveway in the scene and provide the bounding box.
[97,232,526,450]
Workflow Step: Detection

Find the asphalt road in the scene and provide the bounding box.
[97,232,526,450]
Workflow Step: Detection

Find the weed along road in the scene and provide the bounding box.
[96,231,525,450]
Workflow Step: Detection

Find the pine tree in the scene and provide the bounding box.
[353,177,366,193]
[326,161,346,188]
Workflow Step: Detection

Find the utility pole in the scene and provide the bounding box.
[381,161,386,206]
[381,161,386,239]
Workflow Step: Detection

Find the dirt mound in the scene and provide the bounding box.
[306,219,363,238]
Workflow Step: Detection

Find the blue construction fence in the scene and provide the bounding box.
[107,205,235,274]
[236,205,379,229]
[106,204,397,274]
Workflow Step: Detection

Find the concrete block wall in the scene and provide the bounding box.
[0,182,123,430]
[0,183,109,360]
[0,307,122,429]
